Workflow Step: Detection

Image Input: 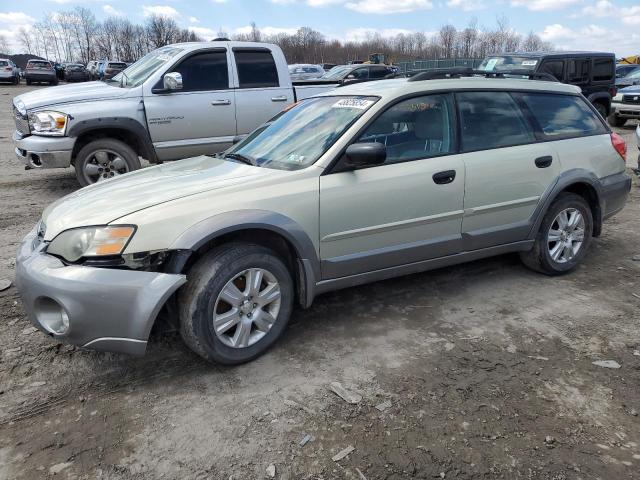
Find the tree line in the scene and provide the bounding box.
[13,9,553,66]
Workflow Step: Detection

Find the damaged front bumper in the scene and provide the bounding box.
[14,226,186,355]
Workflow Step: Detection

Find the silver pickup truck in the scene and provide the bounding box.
[12,41,337,186]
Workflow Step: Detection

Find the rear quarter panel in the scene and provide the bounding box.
[550,134,625,179]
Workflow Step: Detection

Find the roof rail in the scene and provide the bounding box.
[406,67,558,83]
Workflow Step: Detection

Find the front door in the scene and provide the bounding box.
[319,93,465,279]
[145,49,236,161]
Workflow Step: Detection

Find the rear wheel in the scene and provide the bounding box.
[607,114,626,127]
[74,138,141,187]
[520,193,593,275]
[178,243,294,365]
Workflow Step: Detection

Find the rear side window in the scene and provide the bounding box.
[0,61,8,67]
[518,93,606,138]
[173,51,229,92]
[540,60,564,81]
[457,92,535,152]
[593,57,614,82]
[234,50,279,88]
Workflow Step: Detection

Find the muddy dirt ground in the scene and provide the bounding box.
[1,84,639,480]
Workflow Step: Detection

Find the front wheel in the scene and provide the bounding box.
[607,114,626,127]
[74,138,141,187]
[520,193,593,275]
[178,244,294,365]
[594,102,607,119]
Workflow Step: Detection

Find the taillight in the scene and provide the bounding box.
[610,132,626,161]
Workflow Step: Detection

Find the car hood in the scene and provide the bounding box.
[41,156,280,240]
[619,85,640,94]
[15,81,129,110]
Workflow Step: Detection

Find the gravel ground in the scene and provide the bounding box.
[0,83,639,480]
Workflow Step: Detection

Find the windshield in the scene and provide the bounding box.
[628,69,640,79]
[225,96,378,170]
[322,66,352,79]
[479,56,539,72]
[111,46,183,87]
[28,61,51,69]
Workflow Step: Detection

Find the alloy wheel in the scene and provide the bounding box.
[547,207,585,264]
[83,149,129,183]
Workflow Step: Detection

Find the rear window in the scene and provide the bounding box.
[234,50,279,88]
[518,93,606,138]
[457,91,535,152]
[592,57,614,82]
[0,61,8,67]
[28,61,51,69]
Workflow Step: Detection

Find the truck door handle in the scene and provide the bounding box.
[432,170,456,185]
[535,155,553,168]
[271,96,288,102]
[211,99,231,106]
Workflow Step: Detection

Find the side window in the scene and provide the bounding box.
[592,57,614,82]
[357,94,455,164]
[540,60,564,81]
[352,68,369,80]
[518,93,607,138]
[457,92,535,152]
[369,67,389,79]
[567,59,590,85]
[234,50,279,88]
[172,51,228,92]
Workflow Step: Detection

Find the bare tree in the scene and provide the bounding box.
[0,34,10,54]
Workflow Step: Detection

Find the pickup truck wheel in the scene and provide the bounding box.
[607,114,626,127]
[520,193,593,275]
[178,243,294,365]
[75,138,141,187]
[593,102,607,118]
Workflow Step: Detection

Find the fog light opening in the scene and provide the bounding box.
[34,297,70,335]
[30,154,42,167]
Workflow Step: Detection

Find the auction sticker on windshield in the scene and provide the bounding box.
[332,98,375,110]
[522,60,538,66]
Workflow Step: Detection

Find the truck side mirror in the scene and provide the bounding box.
[163,72,183,91]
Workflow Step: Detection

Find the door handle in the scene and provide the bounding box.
[432,170,456,185]
[535,155,553,168]
[211,99,231,106]
[271,96,288,102]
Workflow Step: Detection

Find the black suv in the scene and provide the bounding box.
[479,52,616,118]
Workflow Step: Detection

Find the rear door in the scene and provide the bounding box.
[232,48,294,136]
[457,91,561,250]
[144,49,236,161]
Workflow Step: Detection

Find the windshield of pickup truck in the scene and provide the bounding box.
[111,46,184,87]
[225,96,378,170]
[479,56,538,72]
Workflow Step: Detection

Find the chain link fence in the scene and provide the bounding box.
[395,58,483,73]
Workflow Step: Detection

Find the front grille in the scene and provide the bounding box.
[622,94,640,105]
[13,105,29,135]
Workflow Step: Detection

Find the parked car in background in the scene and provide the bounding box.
[101,61,127,80]
[480,52,616,118]
[616,68,640,88]
[288,64,324,81]
[608,85,640,127]
[64,63,90,82]
[24,59,58,86]
[13,73,631,364]
[0,58,20,84]
[616,64,640,78]
[320,64,396,82]
[12,41,340,186]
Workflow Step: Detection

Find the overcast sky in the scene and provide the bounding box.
[1,0,639,56]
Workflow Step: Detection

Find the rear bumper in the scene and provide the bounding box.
[25,72,56,82]
[13,130,74,169]
[14,226,186,355]
[601,171,632,220]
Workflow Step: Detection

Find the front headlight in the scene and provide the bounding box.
[14,99,26,116]
[28,111,68,136]
[47,226,136,263]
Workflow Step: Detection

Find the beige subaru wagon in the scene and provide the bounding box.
[15,74,631,364]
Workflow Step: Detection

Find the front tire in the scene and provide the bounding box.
[594,102,607,119]
[607,113,626,127]
[74,138,141,187]
[178,244,294,365]
[520,193,593,275]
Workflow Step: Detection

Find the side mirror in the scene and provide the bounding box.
[163,72,183,91]
[342,143,386,169]
[346,74,356,80]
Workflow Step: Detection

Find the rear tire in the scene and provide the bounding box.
[607,113,626,127]
[74,138,141,187]
[520,193,593,275]
[178,243,294,365]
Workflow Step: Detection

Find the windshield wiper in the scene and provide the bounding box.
[224,153,257,166]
